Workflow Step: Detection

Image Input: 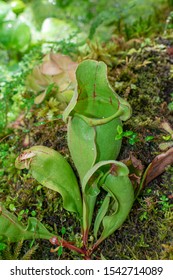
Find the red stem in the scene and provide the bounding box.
[82,228,89,249]
[92,238,103,253]
[62,239,84,255]
[50,236,84,255]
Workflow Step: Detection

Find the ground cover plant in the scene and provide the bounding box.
[0,0,173,260]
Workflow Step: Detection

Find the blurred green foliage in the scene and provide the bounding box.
[0,0,172,134]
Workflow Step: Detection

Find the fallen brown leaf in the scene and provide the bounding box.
[121,153,144,193]
[143,147,173,186]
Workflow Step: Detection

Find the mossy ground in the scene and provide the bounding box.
[0,37,173,260]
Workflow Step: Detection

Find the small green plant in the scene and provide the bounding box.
[115,125,139,145]
[144,136,154,142]
[159,121,173,151]
[158,195,173,212]
[139,211,148,222]
[1,59,135,259]
[0,241,7,252]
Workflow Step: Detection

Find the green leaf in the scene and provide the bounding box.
[0,203,54,242]
[11,22,31,52]
[63,60,131,125]
[123,130,134,137]
[67,115,97,180]
[144,136,154,142]
[15,146,82,218]
[0,1,10,21]
[0,20,31,51]
[10,0,26,15]
[61,227,66,235]
[117,125,123,134]
[74,60,118,118]
[95,118,122,162]
[82,172,102,233]
[63,87,78,122]
[94,194,110,238]
[0,242,7,251]
[74,60,131,122]
[81,160,130,234]
[0,21,14,48]
[9,204,16,212]
[26,217,54,240]
[67,115,122,180]
[57,245,63,257]
[95,165,134,245]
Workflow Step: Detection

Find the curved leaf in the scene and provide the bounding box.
[81,160,130,233]
[63,60,131,123]
[93,194,110,238]
[63,86,78,122]
[96,168,134,245]
[67,114,122,180]
[74,60,131,121]
[15,146,82,217]
[75,60,118,118]
[0,203,54,242]
[82,160,130,194]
